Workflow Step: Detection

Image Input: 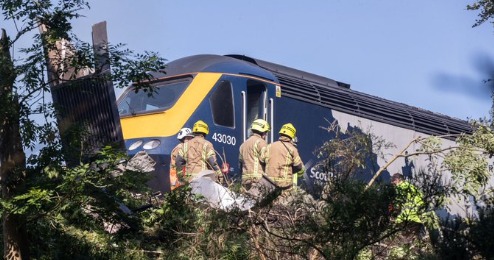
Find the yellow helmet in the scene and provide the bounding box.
[193,120,209,135]
[279,123,296,139]
[251,119,270,133]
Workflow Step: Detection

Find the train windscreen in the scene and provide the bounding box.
[118,79,190,116]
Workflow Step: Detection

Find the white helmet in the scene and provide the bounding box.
[177,128,193,140]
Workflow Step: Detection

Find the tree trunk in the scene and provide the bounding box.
[0,29,29,260]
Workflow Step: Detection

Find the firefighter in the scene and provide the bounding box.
[169,127,194,190]
[239,119,270,193]
[391,173,425,235]
[175,120,222,182]
[265,123,305,189]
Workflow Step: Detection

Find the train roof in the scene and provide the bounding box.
[162,54,472,138]
[156,54,276,81]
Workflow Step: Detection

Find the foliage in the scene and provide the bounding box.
[128,124,445,259]
[135,176,440,259]
[3,117,492,259]
[442,122,494,202]
[0,0,166,258]
[0,146,154,258]
[1,0,166,145]
[467,0,494,28]
[467,1,494,91]
[137,186,251,259]
[132,182,393,259]
[466,206,494,259]
[143,185,199,244]
[299,181,397,259]
[434,211,494,260]
[314,120,494,259]
[316,121,394,185]
[2,1,494,258]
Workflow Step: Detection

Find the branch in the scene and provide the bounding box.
[366,136,422,189]
[404,145,464,158]
[366,133,469,189]
[259,215,327,258]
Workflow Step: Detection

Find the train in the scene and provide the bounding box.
[116,54,472,199]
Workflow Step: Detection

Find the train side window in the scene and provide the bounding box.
[245,80,267,138]
[210,80,234,127]
[246,80,265,123]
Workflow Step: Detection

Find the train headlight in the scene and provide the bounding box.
[143,139,161,150]
[128,140,143,151]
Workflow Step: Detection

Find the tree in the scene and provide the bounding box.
[467,0,494,28]
[309,121,494,258]
[78,118,491,259]
[1,27,29,260]
[0,1,165,258]
[467,1,494,117]
[2,1,493,258]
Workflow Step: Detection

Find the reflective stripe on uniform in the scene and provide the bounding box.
[179,136,218,179]
[252,139,261,177]
[240,134,267,181]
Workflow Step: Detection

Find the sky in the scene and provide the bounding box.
[4,1,494,121]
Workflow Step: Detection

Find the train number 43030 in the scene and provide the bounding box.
[211,133,237,146]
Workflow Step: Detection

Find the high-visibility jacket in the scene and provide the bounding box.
[176,135,220,181]
[395,180,425,224]
[169,142,183,190]
[265,136,304,187]
[239,133,268,182]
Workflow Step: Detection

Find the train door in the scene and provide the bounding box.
[207,76,272,180]
[241,79,269,142]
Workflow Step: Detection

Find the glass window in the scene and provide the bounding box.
[245,80,266,137]
[210,80,234,127]
[246,80,266,126]
[118,79,190,116]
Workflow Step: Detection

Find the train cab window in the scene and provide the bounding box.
[210,80,234,127]
[118,79,189,116]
